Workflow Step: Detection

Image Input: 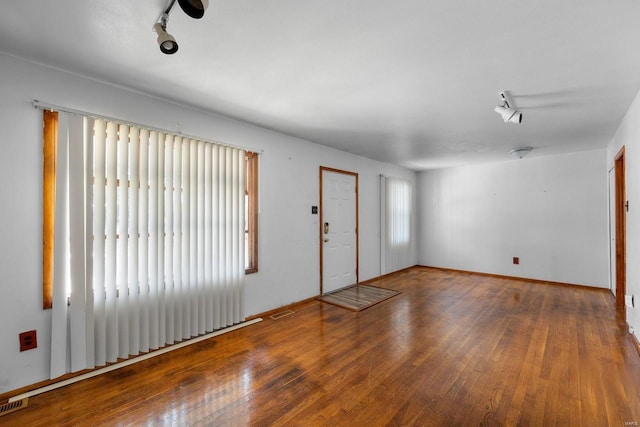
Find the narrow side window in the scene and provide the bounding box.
[245,152,258,273]
[43,110,58,309]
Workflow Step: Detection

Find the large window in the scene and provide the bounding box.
[44,114,260,306]
[44,110,250,377]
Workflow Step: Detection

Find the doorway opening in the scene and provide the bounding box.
[614,147,626,315]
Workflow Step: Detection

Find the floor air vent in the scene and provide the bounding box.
[270,310,295,320]
[0,398,28,417]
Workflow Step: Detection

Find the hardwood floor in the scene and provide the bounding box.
[3,267,640,426]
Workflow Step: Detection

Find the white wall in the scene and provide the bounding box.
[0,53,416,393]
[607,89,640,344]
[418,150,609,288]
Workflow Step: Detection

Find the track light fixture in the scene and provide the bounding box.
[155,0,209,54]
[154,14,178,54]
[494,91,523,124]
[510,147,533,159]
[178,0,209,19]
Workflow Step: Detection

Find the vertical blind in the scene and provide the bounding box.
[380,175,412,275]
[51,113,245,378]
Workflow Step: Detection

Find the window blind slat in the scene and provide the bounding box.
[181,139,191,339]
[204,143,213,332]
[83,118,96,368]
[50,113,70,378]
[190,140,198,337]
[105,121,119,364]
[211,145,221,330]
[197,141,206,334]
[117,124,130,359]
[148,131,160,350]
[67,115,89,372]
[138,128,150,353]
[173,136,183,341]
[128,127,140,354]
[164,134,175,345]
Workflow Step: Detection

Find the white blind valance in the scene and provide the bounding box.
[51,115,245,377]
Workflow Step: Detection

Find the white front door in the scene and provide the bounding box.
[321,168,358,294]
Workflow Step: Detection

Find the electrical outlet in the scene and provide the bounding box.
[19,330,37,352]
[513,257,519,265]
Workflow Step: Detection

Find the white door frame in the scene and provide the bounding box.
[319,166,359,295]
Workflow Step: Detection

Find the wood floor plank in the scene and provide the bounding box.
[3,266,640,426]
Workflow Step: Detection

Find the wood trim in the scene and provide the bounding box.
[0,369,91,404]
[245,297,317,321]
[319,167,359,295]
[42,110,58,310]
[358,266,417,285]
[419,265,612,292]
[614,146,626,313]
[245,152,259,274]
[319,167,323,293]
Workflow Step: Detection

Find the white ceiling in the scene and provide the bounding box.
[2,1,640,170]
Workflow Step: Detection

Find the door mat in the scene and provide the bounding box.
[318,284,401,311]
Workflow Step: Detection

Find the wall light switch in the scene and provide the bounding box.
[625,295,633,307]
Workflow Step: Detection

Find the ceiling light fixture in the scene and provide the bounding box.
[495,91,523,124]
[154,14,178,54]
[154,0,209,54]
[178,0,209,19]
[510,147,533,159]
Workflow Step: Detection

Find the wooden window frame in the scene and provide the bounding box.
[43,110,58,309]
[245,152,259,274]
